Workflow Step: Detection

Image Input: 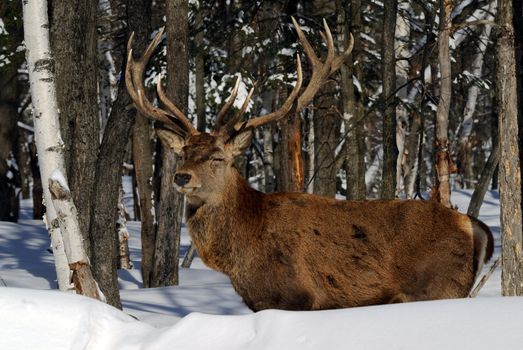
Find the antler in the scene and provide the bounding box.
[214,59,303,134]
[214,76,241,130]
[220,17,353,133]
[126,27,197,136]
[126,18,353,136]
[240,56,303,130]
[291,17,354,110]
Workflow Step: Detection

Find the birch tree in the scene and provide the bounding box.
[23,0,71,291]
[49,172,103,300]
[22,0,98,297]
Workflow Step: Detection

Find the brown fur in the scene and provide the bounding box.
[165,132,494,312]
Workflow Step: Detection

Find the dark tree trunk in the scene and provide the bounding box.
[89,0,152,309]
[278,3,304,193]
[467,139,499,218]
[151,0,188,287]
[279,110,304,193]
[497,0,523,296]
[339,0,365,200]
[0,70,19,222]
[313,80,339,197]
[50,0,99,254]
[15,130,31,200]
[513,0,523,126]
[380,0,398,199]
[195,2,206,133]
[30,140,44,219]
[132,113,156,287]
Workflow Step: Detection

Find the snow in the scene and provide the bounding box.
[0,190,518,349]
[0,18,7,35]
[49,169,70,192]
[2,287,522,350]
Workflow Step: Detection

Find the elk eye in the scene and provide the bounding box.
[211,157,225,162]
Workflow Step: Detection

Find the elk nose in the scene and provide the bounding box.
[174,173,192,187]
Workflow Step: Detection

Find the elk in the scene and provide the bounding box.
[126,20,494,312]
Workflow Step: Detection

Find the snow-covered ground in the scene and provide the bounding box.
[0,190,518,349]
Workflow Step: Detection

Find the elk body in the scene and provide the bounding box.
[126,21,494,312]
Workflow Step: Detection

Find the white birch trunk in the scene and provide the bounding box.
[49,171,104,301]
[23,1,102,300]
[22,0,70,291]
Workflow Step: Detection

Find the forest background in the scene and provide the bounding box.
[1,0,522,308]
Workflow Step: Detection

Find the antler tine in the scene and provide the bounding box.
[322,18,336,64]
[241,55,303,130]
[215,76,241,131]
[331,33,354,74]
[292,17,354,111]
[223,86,255,132]
[126,28,196,136]
[291,17,319,67]
[156,75,197,133]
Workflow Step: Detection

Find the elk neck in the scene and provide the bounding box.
[185,167,264,273]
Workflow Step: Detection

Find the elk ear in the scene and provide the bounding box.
[227,129,253,157]
[156,129,185,154]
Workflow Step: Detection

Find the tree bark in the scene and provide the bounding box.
[89,0,152,308]
[195,2,206,133]
[380,0,398,199]
[434,0,454,208]
[497,0,523,296]
[395,1,412,197]
[0,1,22,221]
[152,0,188,287]
[132,113,156,286]
[22,0,72,290]
[49,173,103,300]
[279,5,304,193]
[313,79,339,197]
[467,139,499,218]
[30,140,44,219]
[279,110,304,192]
[0,69,19,222]
[50,0,99,256]
[339,0,365,200]
[458,5,495,189]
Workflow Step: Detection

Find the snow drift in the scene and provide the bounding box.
[1,287,522,350]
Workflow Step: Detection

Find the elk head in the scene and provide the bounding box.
[126,19,353,205]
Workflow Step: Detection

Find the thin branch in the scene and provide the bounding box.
[452,19,496,33]
[469,257,500,298]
